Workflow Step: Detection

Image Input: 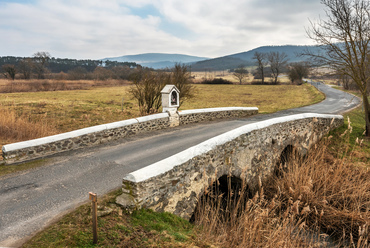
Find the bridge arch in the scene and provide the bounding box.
[190,174,253,223]
[274,144,302,176]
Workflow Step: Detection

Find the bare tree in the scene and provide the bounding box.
[233,64,249,85]
[252,52,268,84]
[129,70,168,115]
[267,52,288,84]
[33,51,51,79]
[2,64,16,80]
[307,0,370,136]
[170,63,195,106]
[18,58,33,79]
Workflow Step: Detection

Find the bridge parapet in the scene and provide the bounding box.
[116,113,343,220]
[2,107,257,164]
[179,107,258,125]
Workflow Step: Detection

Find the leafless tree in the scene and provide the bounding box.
[18,58,33,79]
[2,64,16,80]
[33,51,51,79]
[129,70,168,115]
[307,0,370,136]
[170,63,195,106]
[267,52,288,84]
[252,52,268,84]
[233,64,249,85]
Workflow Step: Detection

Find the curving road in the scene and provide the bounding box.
[0,83,361,247]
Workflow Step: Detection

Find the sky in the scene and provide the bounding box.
[0,0,326,60]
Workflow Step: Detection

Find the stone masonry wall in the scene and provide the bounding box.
[179,107,258,125]
[116,114,343,220]
[2,107,258,164]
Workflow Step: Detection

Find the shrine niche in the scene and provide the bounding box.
[161,85,180,112]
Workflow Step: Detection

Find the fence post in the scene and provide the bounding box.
[89,192,98,244]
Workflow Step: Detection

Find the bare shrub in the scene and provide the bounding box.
[201,78,233,84]
[129,70,168,115]
[170,63,195,107]
[288,62,310,84]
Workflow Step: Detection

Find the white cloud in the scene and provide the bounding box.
[0,0,325,59]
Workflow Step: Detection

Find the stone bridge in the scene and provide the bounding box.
[116,113,343,220]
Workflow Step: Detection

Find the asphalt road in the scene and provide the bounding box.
[0,83,361,247]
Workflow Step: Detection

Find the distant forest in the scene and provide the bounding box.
[0,55,140,80]
[0,56,138,73]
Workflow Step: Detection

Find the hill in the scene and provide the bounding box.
[102,45,324,71]
[191,45,322,71]
[103,53,209,69]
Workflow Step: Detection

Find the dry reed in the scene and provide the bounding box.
[0,107,57,147]
[193,124,369,247]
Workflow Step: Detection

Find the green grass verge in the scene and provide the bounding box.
[22,190,206,248]
[327,86,369,163]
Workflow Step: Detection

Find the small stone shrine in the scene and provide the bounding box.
[161,85,180,112]
[161,85,180,126]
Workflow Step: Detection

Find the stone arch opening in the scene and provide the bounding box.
[190,175,253,223]
[275,145,299,177]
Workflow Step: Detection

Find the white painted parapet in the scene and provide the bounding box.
[2,107,258,164]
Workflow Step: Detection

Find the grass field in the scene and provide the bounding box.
[0,83,323,154]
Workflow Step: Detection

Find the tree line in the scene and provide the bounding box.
[1,52,138,80]
[232,51,310,85]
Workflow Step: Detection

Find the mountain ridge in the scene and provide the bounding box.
[103,45,321,70]
[103,53,209,69]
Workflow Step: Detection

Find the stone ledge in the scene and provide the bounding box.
[179,107,258,125]
[178,107,258,115]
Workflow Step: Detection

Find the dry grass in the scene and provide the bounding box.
[191,70,292,84]
[0,106,57,145]
[181,84,324,113]
[193,125,370,247]
[0,79,130,93]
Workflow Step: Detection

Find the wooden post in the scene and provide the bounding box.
[89,192,98,244]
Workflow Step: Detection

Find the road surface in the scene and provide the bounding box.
[0,83,361,247]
